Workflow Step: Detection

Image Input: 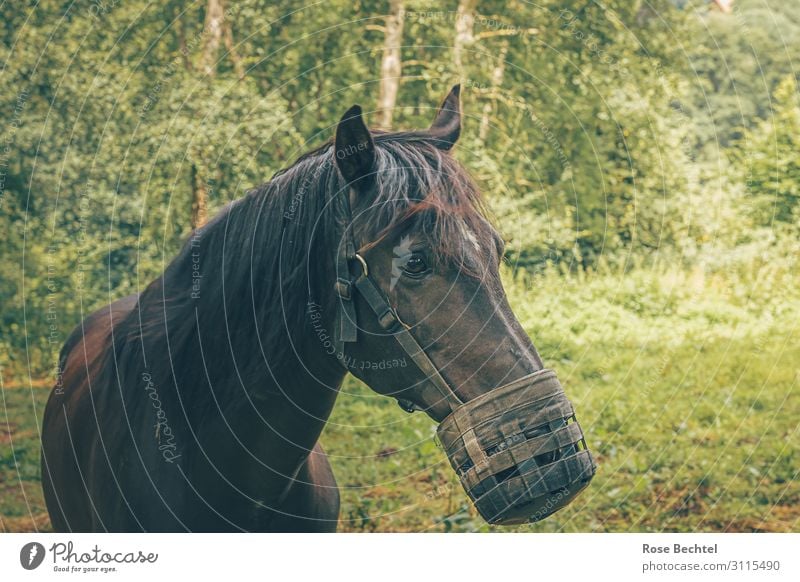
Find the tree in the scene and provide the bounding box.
[737,76,800,227]
[454,0,477,76]
[376,0,405,129]
[192,0,246,228]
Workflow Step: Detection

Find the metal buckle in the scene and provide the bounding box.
[377,308,400,330]
[353,253,369,277]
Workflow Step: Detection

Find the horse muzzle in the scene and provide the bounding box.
[436,368,596,525]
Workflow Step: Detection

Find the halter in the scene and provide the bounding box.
[331,185,464,414]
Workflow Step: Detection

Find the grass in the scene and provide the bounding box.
[0,382,50,532]
[2,263,798,532]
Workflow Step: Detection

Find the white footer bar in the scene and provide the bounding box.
[2,533,797,581]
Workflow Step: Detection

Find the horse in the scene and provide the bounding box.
[41,86,575,532]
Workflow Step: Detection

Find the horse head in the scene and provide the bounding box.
[326,86,596,525]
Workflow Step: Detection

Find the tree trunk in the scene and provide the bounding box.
[454,0,477,76]
[201,0,225,77]
[191,164,209,229]
[223,15,244,79]
[178,8,192,71]
[712,0,734,13]
[193,0,227,228]
[376,0,405,129]
[479,42,508,140]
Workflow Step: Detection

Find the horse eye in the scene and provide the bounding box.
[403,254,428,276]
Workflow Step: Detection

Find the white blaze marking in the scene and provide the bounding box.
[459,221,481,252]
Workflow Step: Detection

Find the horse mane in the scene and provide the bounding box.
[106,130,497,417]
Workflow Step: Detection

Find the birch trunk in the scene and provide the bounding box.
[454,0,477,75]
[193,0,226,228]
[479,42,508,140]
[201,0,224,78]
[376,0,405,129]
[191,164,209,229]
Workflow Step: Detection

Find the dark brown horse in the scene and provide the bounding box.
[41,86,564,532]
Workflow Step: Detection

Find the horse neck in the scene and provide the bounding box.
[162,289,346,456]
[215,350,344,472]
[128,172,350,478]
[127,300,346,508]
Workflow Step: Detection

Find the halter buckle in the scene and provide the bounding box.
[377,308,401,331]
[334,278,353,300]
[353,253,369,278]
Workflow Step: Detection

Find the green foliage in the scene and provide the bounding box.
[735,76,800,228]
[685,0,800,149]
[3,1,798,376]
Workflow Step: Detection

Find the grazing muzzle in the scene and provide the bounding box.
[436,369,596,525]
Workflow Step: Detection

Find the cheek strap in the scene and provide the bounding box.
[355,260,465,412]
[334,252,464,414]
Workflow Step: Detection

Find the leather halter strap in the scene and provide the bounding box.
[332,187,464,413]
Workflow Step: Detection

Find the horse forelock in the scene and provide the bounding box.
[362,134,499,273]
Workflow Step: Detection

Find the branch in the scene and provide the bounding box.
[223,16,244,79]
[476,28,538,40]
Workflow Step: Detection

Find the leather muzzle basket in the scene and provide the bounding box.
[436,369,596,525]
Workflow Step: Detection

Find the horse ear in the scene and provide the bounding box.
[334,105,376,188]
[428,84,461,150]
